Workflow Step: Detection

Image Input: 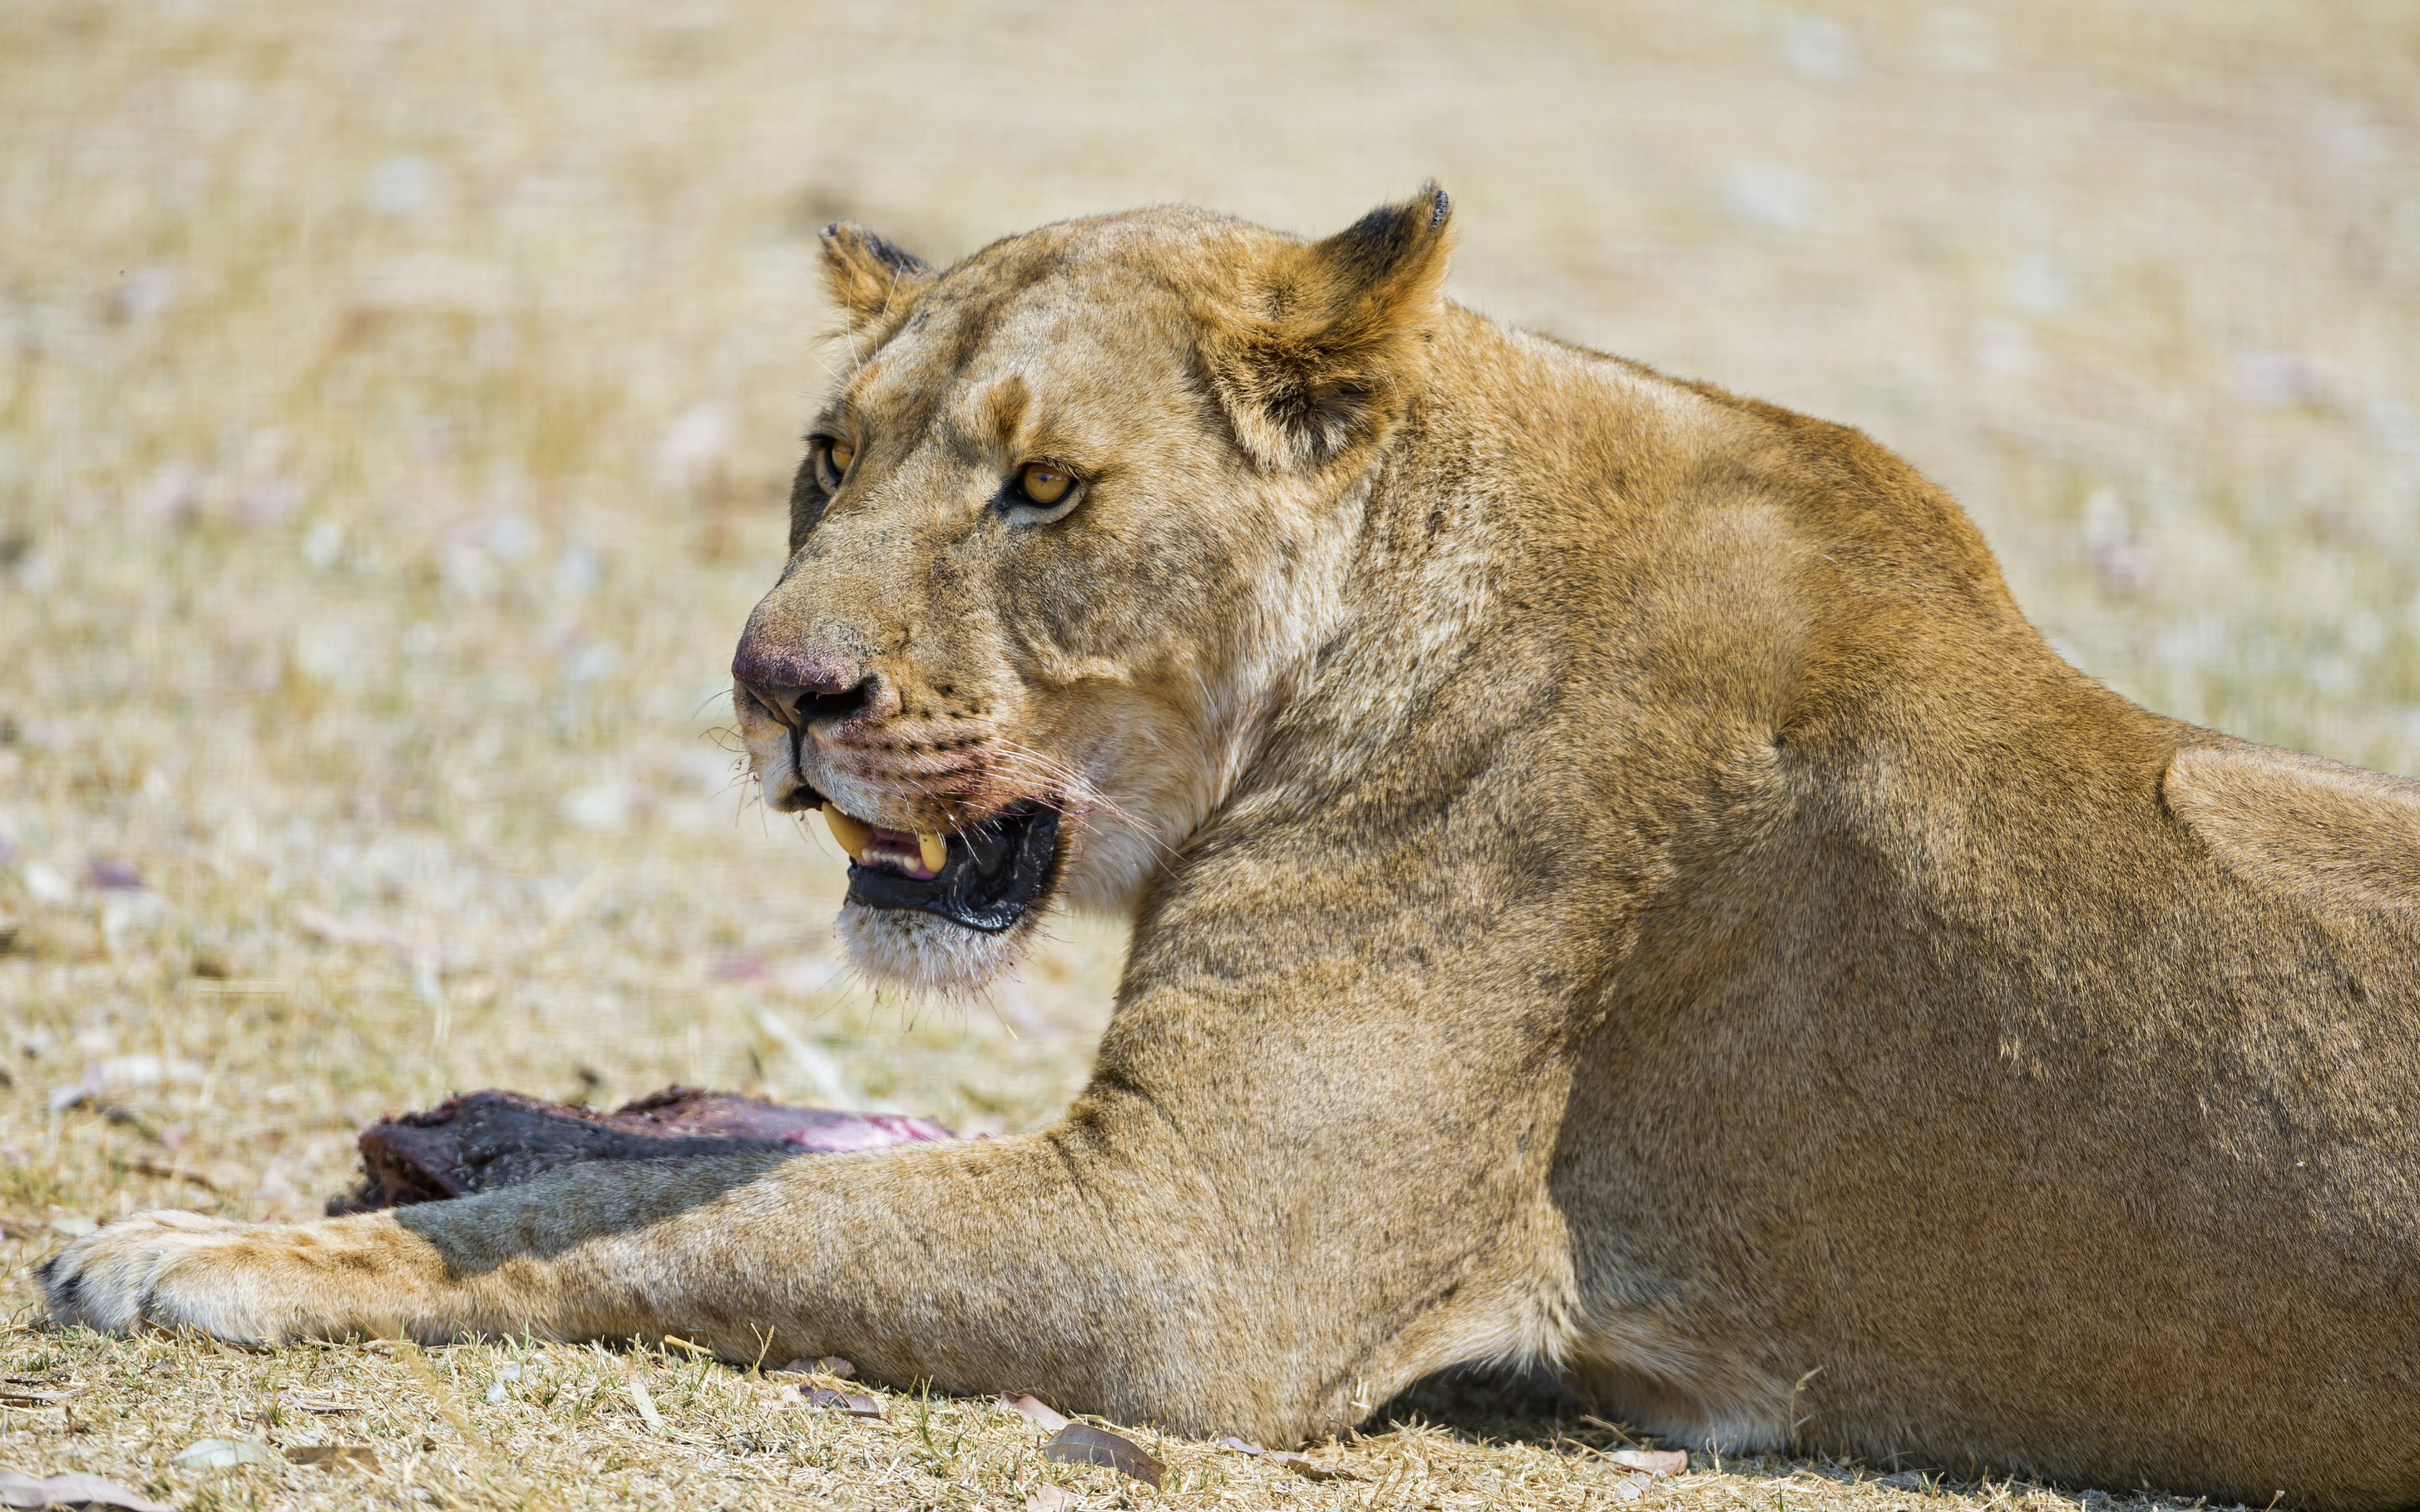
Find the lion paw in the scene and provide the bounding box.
[41,1210,292,1343]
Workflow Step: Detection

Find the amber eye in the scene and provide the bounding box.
[810,437,855,494]
[1017,462,1073,507]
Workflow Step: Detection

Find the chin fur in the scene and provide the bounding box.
[835,900,1031,997]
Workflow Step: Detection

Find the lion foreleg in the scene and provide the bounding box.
[41,1134,1274,1425]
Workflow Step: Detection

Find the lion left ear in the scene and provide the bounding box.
[818,221,935,333]
[1204,184,1456,470]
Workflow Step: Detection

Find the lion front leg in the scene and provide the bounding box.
[40,1104,1542,1443]
[39,1133,1260,1424]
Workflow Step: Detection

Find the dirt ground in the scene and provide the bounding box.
[3,1,2417,1508]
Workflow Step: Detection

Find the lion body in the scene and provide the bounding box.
[45,195,2420,1506]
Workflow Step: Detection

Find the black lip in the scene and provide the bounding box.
[843,802,1062,933]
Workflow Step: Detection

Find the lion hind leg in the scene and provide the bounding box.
[1563,1319,1792,1455]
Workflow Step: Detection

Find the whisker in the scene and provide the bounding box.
[979,739,1186,869]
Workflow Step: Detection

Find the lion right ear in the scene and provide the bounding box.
[818,222,935,333]
[1203,185,1455,470]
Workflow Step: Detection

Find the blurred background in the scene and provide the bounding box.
[3,1,2417,1236]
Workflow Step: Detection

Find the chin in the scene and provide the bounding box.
[834,900,1034,997]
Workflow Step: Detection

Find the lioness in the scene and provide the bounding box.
[43,190,2420,1507]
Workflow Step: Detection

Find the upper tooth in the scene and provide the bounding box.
[918,832,946,872]
[823,808,872,860]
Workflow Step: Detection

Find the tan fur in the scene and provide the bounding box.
[44,191,2420,1508]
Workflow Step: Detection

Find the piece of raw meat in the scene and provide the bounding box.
[328,1086,953,1213]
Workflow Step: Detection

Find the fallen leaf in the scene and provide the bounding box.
[1042,1424,1165,1488]
[285,1445,380,1472]
[290,901,418,957]
[1277,1453,1363,1483]
[82,858,144,892]
[1609,1448,1690,1477]
[1004,1394,1071,1431]
[48,1056,205,1114]
[0,1385,88,1406]
[1211,1436,1362,1482]
[627,1376,666,1436]
[773,1355,855,1378]
[1024,1487,1085,1512]
[0,1468,176,1510]
[803,1387,882,1418]
[712,953,765,982]
[20,862,72,906]
[171,1436,278,1468]
[126,1158,218,1192]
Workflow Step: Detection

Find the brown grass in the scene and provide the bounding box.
[3,0,2414,1507]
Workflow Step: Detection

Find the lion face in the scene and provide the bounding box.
[732,194,1454,994]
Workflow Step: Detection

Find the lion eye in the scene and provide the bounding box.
[810,438,856,494]
[1017,463,1073,507]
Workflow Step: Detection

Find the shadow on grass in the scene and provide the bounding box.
[1366,1368,2180,1511]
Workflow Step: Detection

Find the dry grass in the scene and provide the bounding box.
[0,1326,2207,1512]
[3,0,2416,1507]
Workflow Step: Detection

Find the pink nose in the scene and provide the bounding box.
[731,643,877,730]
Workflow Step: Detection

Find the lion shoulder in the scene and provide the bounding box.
[2162,741,2420,916]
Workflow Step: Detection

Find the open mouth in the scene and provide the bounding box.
[819,801,1062,933]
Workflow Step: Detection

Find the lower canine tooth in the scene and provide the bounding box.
[918,832,946,872]
[823,809,871,860]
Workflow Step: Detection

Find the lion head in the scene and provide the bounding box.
[730,188,1455,994]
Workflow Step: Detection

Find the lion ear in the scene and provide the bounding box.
[1206,184,1455,470]
[818,222,935,332]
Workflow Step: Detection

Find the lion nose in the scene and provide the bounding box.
[738,676,877,730]
[731,646,881,730]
